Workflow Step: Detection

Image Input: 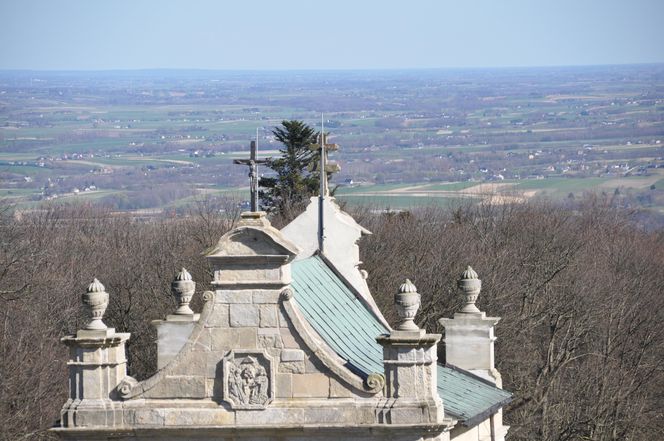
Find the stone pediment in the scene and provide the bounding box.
[205,213,300,287]
[206,215,299,264]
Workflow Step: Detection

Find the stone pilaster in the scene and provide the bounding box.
[439,266,508,441]
[438,266,501,386]
[439,314,500,384]
[59,280,129,428]
[376,280,445,426]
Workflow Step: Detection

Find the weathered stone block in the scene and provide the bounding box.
[354,406,378,425]
[206,351,226,377]
[78,347,103,364]
[205,378,215,397]
[280,329,300,349]
[330,377,355,398]
[280,349,304,362]
[266,347,281,359]
[230,304,260,327]
[207,304,230,327]
[292,373,329,398]
[235,407,304,425]
[210,328,256,351]
[259,305,279,327]
[278,361,305,374]
[278,307,290,327]
[387,406,426,425]
[126,408,166,426]
[215,290,252,304]
[143,376,206,399]
[164,408,234,426]
[258,327,284,349]
[80,366,104,398]
[275,373,292,398]
[252,290,281,304]
[305,356,324,373]
[215,266,286,286]
[171,353,207,376]
[303,407,353,424]
[74,408,114,427]
[257,327,280,336]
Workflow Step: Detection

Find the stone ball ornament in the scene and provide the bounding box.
[457,266,482,314]
[171,268,195,315]
[82,278,109,330]
[394,279,421,331]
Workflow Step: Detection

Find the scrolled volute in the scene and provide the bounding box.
[202,290,215,302]
[365,372,386,391]
[280,288,294,301]
[116,376,138,399]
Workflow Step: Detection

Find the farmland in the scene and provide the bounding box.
[335,172,664,211]
[1,65,663,215]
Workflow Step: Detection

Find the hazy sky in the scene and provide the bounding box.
[1,0,663,70]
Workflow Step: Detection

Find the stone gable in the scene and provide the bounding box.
[52,210,510,441]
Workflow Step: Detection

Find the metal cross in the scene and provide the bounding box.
[309,132,340,197]
[309,116,341,254]
[233,138,268,212]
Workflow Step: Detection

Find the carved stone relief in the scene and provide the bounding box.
[222,350,274,409]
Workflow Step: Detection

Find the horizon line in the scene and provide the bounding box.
[1,61,664,74]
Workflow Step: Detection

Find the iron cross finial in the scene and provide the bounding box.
[233,134,269,212]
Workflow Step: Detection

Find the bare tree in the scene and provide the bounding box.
[2,197,663,440]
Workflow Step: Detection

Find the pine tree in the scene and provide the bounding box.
[259,120,320,215]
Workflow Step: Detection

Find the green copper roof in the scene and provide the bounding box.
[291,255,512,426]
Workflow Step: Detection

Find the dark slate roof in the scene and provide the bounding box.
[291,255,512,426]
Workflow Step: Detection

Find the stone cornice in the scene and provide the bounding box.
[61,333,130,349]
[51,421,454,438]
[375,332,442,348]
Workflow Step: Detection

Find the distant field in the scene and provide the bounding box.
[337,194,463,210]
[4,173,662,212]
[335,171,664,209]
[0,188,35,197]
[512,174,662,196]
[511,177,611,196]
[1,66,662,215]
[336,183,413,194]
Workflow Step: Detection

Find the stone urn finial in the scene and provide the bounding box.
[82,278,109,330]
[394,279,421,331]
[171,268,195,315]
[457,266,482,314]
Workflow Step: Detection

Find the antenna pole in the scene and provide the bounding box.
[318,113,325,254]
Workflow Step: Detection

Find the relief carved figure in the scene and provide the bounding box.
[223,351,274,409]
